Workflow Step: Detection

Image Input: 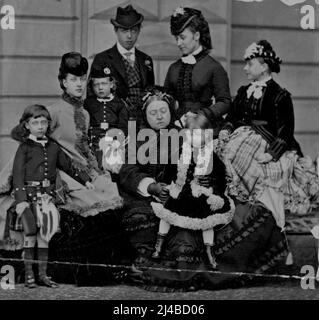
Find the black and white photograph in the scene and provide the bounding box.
[0,0,319,306]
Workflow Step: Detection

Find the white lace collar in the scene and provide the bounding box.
[181,46,203,65]
[97,94,114,103]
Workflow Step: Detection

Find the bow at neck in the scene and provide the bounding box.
[181,46,203,65]
[246,77,272,99]
[28,134,48,146]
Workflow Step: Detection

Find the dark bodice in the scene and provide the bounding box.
[224,79,302,160]
[164,50,231,120]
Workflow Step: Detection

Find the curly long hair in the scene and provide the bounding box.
[11,104,52,142]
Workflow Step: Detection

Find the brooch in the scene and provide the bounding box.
[145,60,152,70]
[104,67,111,75]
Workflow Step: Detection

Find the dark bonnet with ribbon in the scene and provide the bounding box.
[170,6,212,50]
[244,40,282,73]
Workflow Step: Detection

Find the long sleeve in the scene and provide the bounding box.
[208,63,231,119]
[223,86,246,133]
[266,91,295,161]
[137,177,156,197]
[117,101,129,137]
[164,65,174,97]
[12,144,27,203]
[119,163,151,196]
[57,147,91,185]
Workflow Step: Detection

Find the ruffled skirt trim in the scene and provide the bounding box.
[151,196,235,230]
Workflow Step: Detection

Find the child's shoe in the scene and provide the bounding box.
[25,274,37,289]
[38,275,59,288]
[151,233,165,259]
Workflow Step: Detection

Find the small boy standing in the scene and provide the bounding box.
[9,104,94,288]
[84,65,129,169]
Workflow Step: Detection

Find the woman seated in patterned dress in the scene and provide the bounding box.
[218,40,319,229]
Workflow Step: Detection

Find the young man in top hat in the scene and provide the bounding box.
[89,4,155,128]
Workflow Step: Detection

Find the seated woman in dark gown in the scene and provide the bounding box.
[118,87,180,267]
[119,87,289,292]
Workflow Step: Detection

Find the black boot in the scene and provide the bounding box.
[24,247,36,289]
[206,245,218,269]
[152,234,166,259]
[37,248,58,288]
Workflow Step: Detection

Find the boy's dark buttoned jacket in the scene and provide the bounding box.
[13,138,91,203]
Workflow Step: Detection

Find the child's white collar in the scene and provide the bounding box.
[97,94,114,103]
[28,134,48,146]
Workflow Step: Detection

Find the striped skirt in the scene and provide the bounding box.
[221,126,319,216]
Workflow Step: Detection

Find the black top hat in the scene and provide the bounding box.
[59,52,88,77]
[90,65,113,79]
[111,5,144,29]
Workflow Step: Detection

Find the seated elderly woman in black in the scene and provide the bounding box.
[118,87,180,266]
[119,87,288,292]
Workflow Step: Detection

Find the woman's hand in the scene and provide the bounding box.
[85,181,95,190]
[218,129,230,142]
[147,182,169,201]
[16,201,30,217]
[256,153,273,164]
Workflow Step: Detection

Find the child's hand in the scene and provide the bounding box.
[85,181,95,190]
[256,153,273,164]
[16,201,30,217]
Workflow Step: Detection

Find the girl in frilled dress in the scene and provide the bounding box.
[151,110,235,268]
[218,40,319,229]
[8,104,94,288]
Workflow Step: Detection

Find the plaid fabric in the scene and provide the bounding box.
[124,59,143,109]
[9,185,56,231]
[221,126,319,215]
[124,59,141,87]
